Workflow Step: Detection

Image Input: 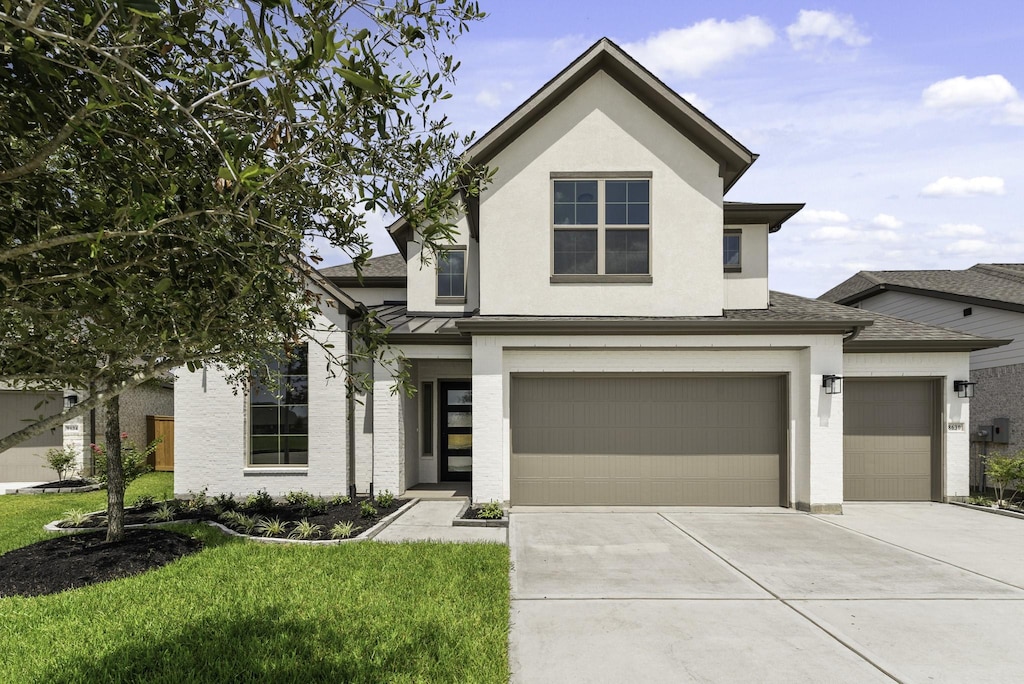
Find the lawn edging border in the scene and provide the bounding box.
[8,483,101,495]
[42,498,421,543]
[950,500,1024,521]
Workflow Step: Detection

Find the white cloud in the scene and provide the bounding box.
[474,89,502,108]
[922,75,1018,109]
[808,225,856,240]
[681,92,713,112]
[1001,99,1024,125]
[943,239,994,254]
[921,176,1006,197]
[786,10,870,51]
[792,209,850,224]
[930,223,986,237]
[623,17,776,78]
[808,226,900,243]
[871,213,904,229]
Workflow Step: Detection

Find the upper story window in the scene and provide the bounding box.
[552,174,652,281]
[723,229,741,272]
[436,246,467,303]
[250,345,308,467]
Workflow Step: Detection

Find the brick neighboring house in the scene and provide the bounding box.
[174,39,1007,511]
[821,264,1024,483]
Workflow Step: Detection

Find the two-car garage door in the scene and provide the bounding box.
[0,391,64,482]
[511,375,786,506]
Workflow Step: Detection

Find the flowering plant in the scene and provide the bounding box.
[91,434,158,487]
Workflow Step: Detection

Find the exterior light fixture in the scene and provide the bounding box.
[953,380,976,399]
[822,375,843,395]
[64,394,79,410]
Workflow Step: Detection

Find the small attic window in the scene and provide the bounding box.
[963,307,973,317]
[723,230,741,272]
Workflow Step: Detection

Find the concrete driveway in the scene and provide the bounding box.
[509,503,1024,683]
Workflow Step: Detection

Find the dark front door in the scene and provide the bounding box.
[440,381,472,481]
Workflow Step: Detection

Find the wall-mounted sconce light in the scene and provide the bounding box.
[822,375,843,395]
[954,380,976,399]
[64,394,79,410]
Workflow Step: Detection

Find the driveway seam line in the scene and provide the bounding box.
[807,513,1024,593]
[658,513,902,684]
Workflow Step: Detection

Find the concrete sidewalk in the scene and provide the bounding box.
[373,500,507,543]
[509,505,1024,683]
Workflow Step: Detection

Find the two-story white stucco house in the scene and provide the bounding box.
[821,263,1024,480]
[175,39,1007,512]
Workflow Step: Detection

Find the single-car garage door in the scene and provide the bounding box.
[844,379,939,501]
[0,390,64,482]
[511,375,786,506]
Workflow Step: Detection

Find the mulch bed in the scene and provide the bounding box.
[460,505,505,521]
[30,478,95,489]
[0,529,203,598]
[63,495,409,540]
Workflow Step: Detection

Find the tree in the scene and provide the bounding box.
[1,0,486,541]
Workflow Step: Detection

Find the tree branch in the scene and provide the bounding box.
[0,104,90,182]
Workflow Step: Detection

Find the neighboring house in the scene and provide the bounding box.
[821,263,1024,473]
[175,39,1006,512]
[0,381,174,482]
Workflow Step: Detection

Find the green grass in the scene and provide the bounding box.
[0,473,511,683]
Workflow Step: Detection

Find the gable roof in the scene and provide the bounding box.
[319,253,406,287]
[819,263,1024,313]
[466,37,757,192]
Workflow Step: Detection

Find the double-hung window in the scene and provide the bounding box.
[552,174,651,281]
[249,344,309,466]
[723,229,742,272]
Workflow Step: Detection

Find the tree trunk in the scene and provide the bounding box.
[105,394,125,543]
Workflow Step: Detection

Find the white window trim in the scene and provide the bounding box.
[550,172,653,283]
[247,345,310,468]
[724,228,742,273]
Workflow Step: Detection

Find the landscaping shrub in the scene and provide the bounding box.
[44,446,78,482]
[985,452,1024,507]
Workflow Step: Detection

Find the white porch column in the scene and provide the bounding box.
[471,335,505,504]
[371,360,405,495]
[801,338,845,513]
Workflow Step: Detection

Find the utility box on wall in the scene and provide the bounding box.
[992,417,1010,444]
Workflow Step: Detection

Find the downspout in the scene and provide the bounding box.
[843,325,864,343]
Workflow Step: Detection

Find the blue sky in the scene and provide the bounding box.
[331,1,1024,298]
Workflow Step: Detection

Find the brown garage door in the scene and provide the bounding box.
[511,375,786,506]
[0,390,64,482]
[844,379,939,501]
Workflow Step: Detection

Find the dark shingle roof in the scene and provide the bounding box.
[319,253,407,281]
[820,263,1024,310]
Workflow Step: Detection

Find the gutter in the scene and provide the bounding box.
[454,318,876,336]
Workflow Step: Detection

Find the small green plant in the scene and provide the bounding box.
[285,490,310,506]
[181,488,208,513]
[476,501,504,520]
[985,453,1024,507]
[212,493,237,513]
[375,489,395,508]
[289,519,324,540]
[236,514,260,535]
[91,435,157,487]
[359,499,378,518]
[968,495,991,506]
[147,502,176,523]
[329,494,351,506]
[302,496,328,516]
[257,517,289,537]
[60,509,91,527]
[218,509,241,524]
[131,494,156,510]
[244,488,276,513]
[44,446,79,482]
[329,521,357,539]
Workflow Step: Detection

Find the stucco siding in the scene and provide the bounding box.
[405,216,479,314]
[479,71,725,317]
[861,291,1024,369]
[723,223,770,310]
[843,351,971,499]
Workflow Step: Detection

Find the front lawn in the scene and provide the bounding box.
[0,473,511,683]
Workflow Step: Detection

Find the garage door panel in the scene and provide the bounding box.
[511,377,784,506]
[0,391,65,482]
[844,380,937,502]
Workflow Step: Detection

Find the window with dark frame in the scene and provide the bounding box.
[437,248,467,299]
[422,382,433,455]
[249,344,309,466]
[723,230,742,271]
[553,177,650,276]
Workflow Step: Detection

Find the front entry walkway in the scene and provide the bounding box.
[374,500,506,543]
[509,504,1024,682]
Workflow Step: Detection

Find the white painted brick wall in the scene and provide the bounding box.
[471,338,504,503]
[174,299,351,498]
[371,360,405,495]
